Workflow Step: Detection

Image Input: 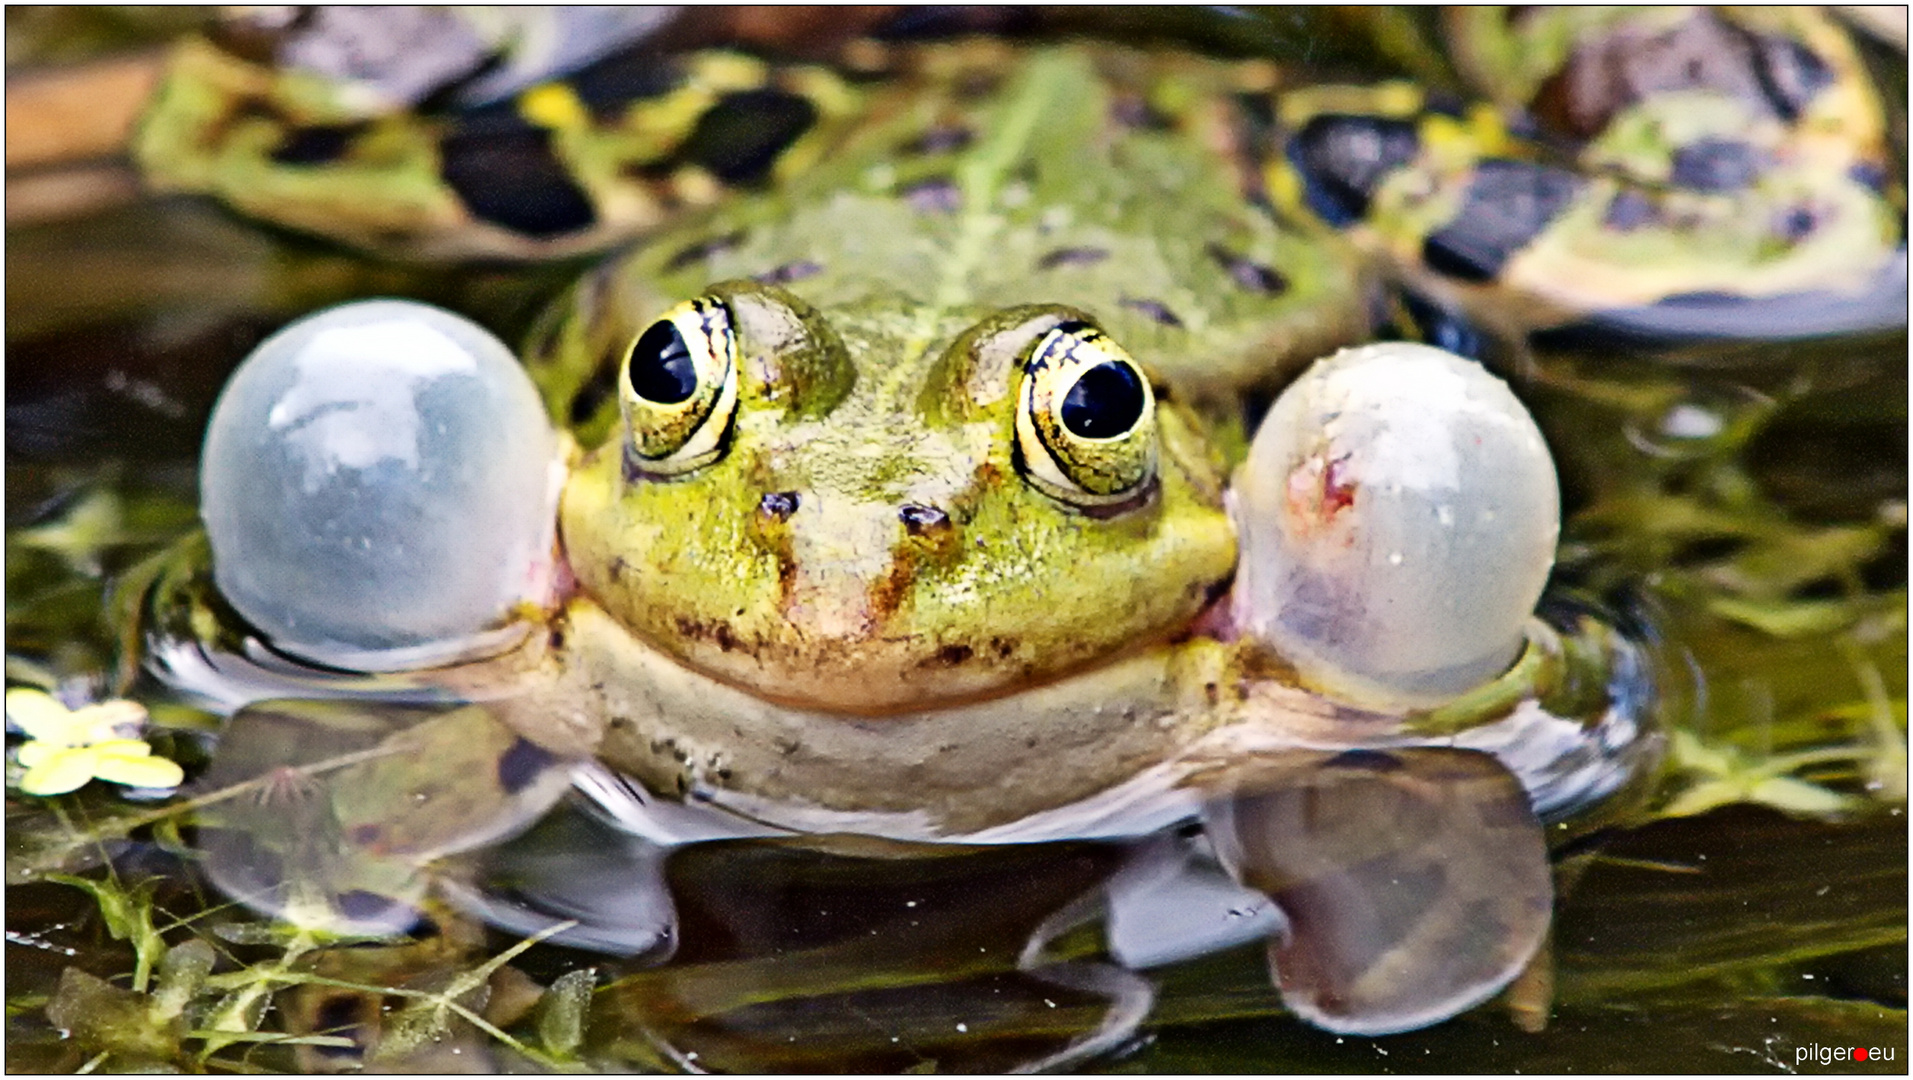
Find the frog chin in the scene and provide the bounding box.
[641,581,1146,716]
[658,629,1039,716]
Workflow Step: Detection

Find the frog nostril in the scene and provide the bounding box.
[758,491,801,521]
[898,504,950,535]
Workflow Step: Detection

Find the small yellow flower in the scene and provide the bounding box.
[5,688,184,796]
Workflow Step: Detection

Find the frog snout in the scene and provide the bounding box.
[762,492,965,640]
[754,493,953,533]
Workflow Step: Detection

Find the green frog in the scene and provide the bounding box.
[118,7,1895,1038]
[146,32,1658,840]
[133,4,1908,834]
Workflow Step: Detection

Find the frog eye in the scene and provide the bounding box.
[1015,321,1159,508]
[621,297,739,475]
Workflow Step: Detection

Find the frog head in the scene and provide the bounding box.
[559,281,1237,712]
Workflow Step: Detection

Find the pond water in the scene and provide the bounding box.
[6,7,1906,1073]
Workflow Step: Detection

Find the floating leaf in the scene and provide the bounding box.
[536,968,596,1058]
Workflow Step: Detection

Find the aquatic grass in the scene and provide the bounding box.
[27,841,593,1072]
[1663,729,1872,818]
[7,730,597,1071]
[251,919,585,1069]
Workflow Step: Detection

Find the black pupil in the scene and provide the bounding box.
[1059,361,1145,439]
[628,320,698,404]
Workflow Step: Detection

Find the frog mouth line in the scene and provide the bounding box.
[592,575,1240,720]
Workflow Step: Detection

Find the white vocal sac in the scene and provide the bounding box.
[1230,342,1561,710]
[200,299,562,671]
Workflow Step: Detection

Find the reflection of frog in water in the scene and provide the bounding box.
[127,7,1896,1052]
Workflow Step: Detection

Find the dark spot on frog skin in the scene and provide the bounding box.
[1774,204,1818,243]
[349,824,384,847]
[670,88,819,186]
[902,176,963,214]
[758,490,801,521]
[665,229,747,271]
[989,636,1017,659]
[1401,292,1485,361]
[1325,748,1403,773]
[1037,246,1111,270]
[497,737,557,795]
[1422,159,1582,282]
[675,615,741,652]
[1111,95,1174,131]
[1746,31,1834,122]
[902,125,974,155]
[564,51,686,121]
[1421,90,1469,119]
[1668,138,1762,193]
[933,643,974,666]
[1120,297,1185,328]
[1222,96,1283,207]
[568,351,624,426]
[608,555,629,583]
[440,104,597,237]
[1602,189,1659,231]
[1848,162,1888,192]
[1229,91,1280,165]
[1285,114,1420,227]
[1206,243,1290,296]
[268,123,367,165]
[755,260,823,285]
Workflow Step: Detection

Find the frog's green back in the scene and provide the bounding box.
[533,42,1370,437]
